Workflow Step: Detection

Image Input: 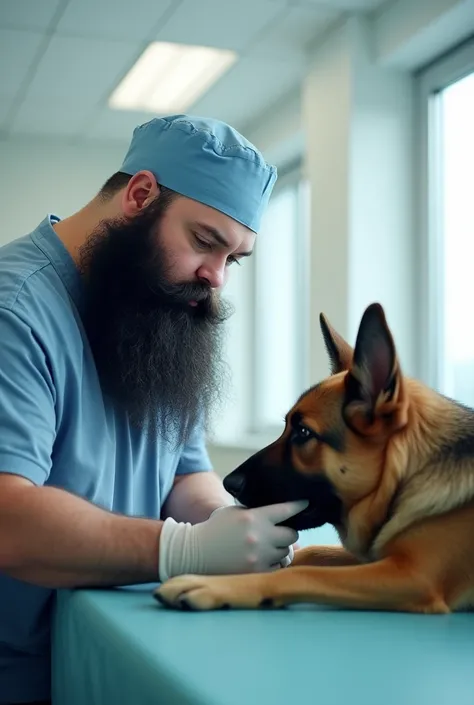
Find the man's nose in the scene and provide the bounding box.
[197,261,226,289]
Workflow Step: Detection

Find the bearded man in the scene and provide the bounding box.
[0,114,306,705]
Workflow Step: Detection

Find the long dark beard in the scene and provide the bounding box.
[77,195,233,447]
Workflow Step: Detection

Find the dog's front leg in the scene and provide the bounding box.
[154,558,449,613]
[291,545,361,567]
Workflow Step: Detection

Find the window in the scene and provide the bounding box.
[210,164,309,448]
[417,37,474,404]
[251,167,309,436]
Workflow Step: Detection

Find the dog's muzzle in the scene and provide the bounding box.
[223,451,343,532]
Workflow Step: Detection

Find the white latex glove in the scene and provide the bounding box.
[232,499,296,569]
[279,543,295,568]
[158,500,308,582]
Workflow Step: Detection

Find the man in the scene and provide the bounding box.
[0,114,307,704]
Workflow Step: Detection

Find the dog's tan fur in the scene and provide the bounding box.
[155,303,474,613]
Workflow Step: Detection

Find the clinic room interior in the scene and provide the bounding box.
[0,0,474,556]
[1,1,474,703]
[1,0,473,552]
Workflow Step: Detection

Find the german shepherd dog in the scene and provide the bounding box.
[154,303,474,613]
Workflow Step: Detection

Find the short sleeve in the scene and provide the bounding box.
[176,417,213,475]
[0,307,56,485]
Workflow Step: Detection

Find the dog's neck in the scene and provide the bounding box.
[402,379,474,466]
[344,380,474,560]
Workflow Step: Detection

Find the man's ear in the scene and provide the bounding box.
[319,313,354,374]
[122,170,160,216]
[343,303,408,437]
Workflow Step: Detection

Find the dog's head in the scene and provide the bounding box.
[223,303,409,532]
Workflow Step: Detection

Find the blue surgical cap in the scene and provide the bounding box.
[119,114,277,233]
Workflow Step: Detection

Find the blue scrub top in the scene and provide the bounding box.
[0,215,212,703]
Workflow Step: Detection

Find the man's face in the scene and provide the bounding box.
[158,192,255,290]
[78,187,255,447]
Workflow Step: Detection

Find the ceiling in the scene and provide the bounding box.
[0,0,388,144]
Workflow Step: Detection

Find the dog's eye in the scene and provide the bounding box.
[292,424,314,446]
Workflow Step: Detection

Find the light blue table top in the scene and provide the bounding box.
[52,582,474,705]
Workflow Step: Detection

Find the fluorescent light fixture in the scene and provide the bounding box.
[109,41,238,113]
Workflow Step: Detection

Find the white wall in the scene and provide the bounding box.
[0,136,127,243]
[304,16,416,380]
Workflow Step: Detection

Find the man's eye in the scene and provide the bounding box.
[226,255,241,267]
[194,235,211,250]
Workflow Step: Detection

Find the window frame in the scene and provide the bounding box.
[416,35,474,391]
[248,160,310,438]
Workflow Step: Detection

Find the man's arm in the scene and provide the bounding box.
[0,474,162,588]
[162,470,233,524]
[0,472,305,590]
[0,309,165,589]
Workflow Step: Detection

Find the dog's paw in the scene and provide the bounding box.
[154,575,227,611]
[153,574,270,611]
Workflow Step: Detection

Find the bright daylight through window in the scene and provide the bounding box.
[209,167,309,448]
[437,71,474,406]
[252,170,309,436]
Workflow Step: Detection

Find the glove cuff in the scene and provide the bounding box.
[158,517,197,582]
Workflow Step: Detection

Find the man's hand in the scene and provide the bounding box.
[158,500,308,581]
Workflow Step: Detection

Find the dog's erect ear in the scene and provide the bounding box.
[343,303,408,437]
[319,313,354,374]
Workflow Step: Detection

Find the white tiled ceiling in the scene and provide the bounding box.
[0,29,46,95]
[55,0,176,41]
[153,0,288,52]
[0,0,63,31]
[0,0,389,144]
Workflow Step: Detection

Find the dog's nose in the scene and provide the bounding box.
[223,471,246,497]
